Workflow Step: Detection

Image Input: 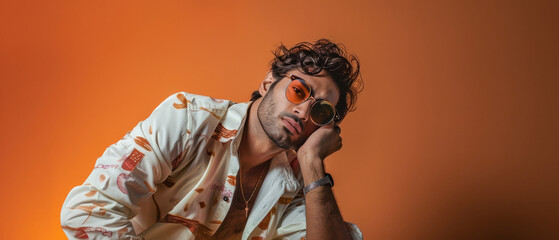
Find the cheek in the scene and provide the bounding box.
[272,83,292,107]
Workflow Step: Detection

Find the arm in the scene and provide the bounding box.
[296,124,360,240]
[60,92,194,239]
[272,181,362,240]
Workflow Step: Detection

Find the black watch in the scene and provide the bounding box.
[303,173,334,195]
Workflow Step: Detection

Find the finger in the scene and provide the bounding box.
[334,125,341,134]
[329,140,342,155]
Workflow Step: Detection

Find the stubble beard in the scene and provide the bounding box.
[257,89,296,150]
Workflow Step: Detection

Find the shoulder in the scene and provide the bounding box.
[162,92,234,114]
[143,91,236,140]
[157,91,241,139]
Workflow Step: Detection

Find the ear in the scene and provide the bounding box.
[258,71,276,96]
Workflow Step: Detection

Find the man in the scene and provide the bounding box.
[61,39,363,239]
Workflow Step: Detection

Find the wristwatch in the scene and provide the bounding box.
[303,173,334,195]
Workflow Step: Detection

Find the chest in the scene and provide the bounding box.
[210,169,266,239]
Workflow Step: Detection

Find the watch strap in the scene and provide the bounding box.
[303,173,334,195]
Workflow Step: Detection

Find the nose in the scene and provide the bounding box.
[293,99,314,122]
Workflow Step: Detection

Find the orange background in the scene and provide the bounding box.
[1,1,558,239]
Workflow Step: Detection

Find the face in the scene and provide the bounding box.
[257,69,340,150]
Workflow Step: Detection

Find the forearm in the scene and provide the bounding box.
[299,155,352,240]
[61,184,140,239]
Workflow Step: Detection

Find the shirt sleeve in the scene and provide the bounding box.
[60,92,193,239]
[273,191,363,240]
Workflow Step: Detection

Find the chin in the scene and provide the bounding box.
[276,134,308,151]
[264,127,299,150]
[269,131,295,150]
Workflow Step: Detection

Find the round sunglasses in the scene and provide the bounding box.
[285,74,340,126]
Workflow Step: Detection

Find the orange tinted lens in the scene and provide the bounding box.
[310,101,336,125]
[286,79,311,103]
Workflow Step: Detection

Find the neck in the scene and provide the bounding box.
[238,98,285,174]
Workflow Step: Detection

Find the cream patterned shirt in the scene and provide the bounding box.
[61,92,362,240]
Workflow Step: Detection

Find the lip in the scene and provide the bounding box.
[282,117,301,135]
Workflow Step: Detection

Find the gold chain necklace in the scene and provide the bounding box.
[239,161,269,218]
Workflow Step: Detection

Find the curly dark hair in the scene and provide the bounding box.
[251,39,363,122]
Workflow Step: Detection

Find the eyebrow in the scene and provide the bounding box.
[289,74,304,81]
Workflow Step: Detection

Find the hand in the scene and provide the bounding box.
[297,122,343,161]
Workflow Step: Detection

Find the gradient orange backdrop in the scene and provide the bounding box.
[1,1,558,239]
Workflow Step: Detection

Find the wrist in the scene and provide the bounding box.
[297,154,325,185]
[297,149,322,161]
[303,173,334,196]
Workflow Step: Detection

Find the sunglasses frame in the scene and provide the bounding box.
[285,74,340,126]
